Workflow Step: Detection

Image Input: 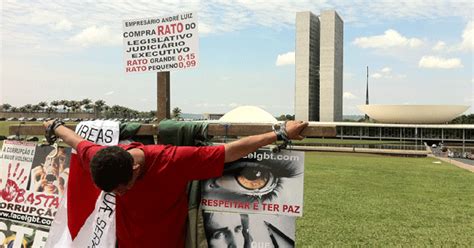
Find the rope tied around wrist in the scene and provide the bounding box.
[272,121,291,151]
[45,119,65,145]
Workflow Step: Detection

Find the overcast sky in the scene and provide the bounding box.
[1,0,473,116]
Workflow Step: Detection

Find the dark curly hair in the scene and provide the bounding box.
[90,146,134,192]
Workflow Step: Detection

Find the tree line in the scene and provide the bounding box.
[0,99,156,119]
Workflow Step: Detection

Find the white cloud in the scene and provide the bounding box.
[418,56,463,69]
[371,73,382,79]
[432,41,446,51]
[69,25,121,47]
[275,52,295,66]
[27,9,73,31]
[353,29,423,49]
[460,21,473,51]
[343,92,358,99]
[370,67,406,79]
[104,91,114,96]
[52,19,73,31]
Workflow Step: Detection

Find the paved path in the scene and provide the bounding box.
[430,155,474,173]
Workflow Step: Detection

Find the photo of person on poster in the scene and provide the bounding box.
[29,146,70,195]
[201,150,304,216]
[203,211,295,248]
[204,212,252,248]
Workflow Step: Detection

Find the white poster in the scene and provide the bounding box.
[123,12,199,73]
[201,149,305,217]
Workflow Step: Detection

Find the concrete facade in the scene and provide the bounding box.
[295,10,343,122]
[295,11,320,121]
[320,10,343,121]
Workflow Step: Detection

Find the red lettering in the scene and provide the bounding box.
[157,23,184,35]
[262,203,279,212]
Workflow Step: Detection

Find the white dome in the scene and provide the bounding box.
[358,105,469,124]
[219,106,277,123]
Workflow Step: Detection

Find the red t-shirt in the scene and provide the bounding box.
[76,140,225,247]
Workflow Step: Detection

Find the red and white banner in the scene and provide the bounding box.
[0,140,73,247]
[45,120,120,248]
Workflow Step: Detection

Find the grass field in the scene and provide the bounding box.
[297,152,474,247]
[293,138,408,145]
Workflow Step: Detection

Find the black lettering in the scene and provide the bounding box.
[89,127,99,140]
[104,130,114,143]
[77,125,89,139]
[96,129,104,143]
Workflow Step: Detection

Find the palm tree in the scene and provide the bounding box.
[59,100,69,112]
[38,101,48,112]
[69,101,79,112]
[84,104,93,112]
[80,98,92,111]
[1,103,12,112]
[22,104,33,113]
[31,104,41,112]
[50,100,60,112]
[172,107,182,120]
[94,100,106,118]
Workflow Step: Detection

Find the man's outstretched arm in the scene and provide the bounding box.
[224,121,308,163]
[44,120,84,150]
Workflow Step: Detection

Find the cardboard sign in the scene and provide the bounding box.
[201,149,305,217]
[123,12,199,73]
[0,141,71,247]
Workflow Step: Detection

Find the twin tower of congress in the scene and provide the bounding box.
[295,10,343,122]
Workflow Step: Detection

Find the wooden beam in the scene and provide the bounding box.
[9,122,337,137]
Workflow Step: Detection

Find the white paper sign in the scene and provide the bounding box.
[123,12,199,73]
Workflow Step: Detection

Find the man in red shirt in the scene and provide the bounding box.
[44,119,308,247]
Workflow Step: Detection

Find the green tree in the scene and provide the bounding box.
[50,100,60,112]
[84,104,93,112]
[1,103,12,112]
[22,104,33,112]
[38,101,48,112]
[94,100,106,117]
[172,107,182,120]
[276,114,295,121]
[31,104,41,112]
[450,114,474,124]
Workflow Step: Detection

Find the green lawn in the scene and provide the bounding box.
[297,152,474,247]
[293,138,408,145]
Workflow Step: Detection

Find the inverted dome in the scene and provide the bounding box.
[219,106,277,123]
[358,105,469,124]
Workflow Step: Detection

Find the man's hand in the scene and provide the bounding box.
[43,120,54,129]
[284,120,308,140]
[224,120,309,163]
[42,119,84,149]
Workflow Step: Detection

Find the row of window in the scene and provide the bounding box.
[337,126,474,141]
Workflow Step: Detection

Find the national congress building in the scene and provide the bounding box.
[295,10,343,122]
